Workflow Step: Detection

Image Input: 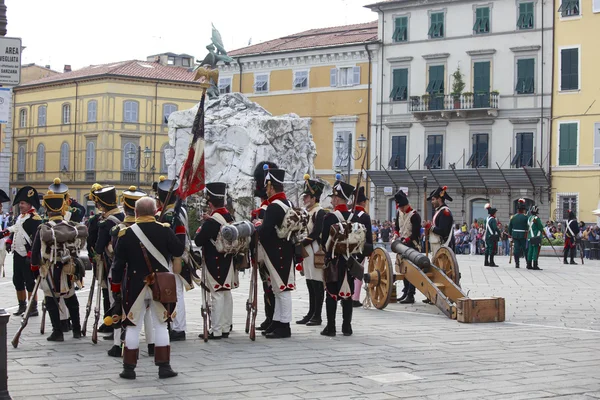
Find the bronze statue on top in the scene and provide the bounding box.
[195,24,234,99]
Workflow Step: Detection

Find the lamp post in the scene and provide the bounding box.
[127,146,152,187]
[334,133,367,181]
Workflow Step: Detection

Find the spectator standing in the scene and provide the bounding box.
[469,224,478,255]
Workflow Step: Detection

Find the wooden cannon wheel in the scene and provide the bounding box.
[432,245,461,286]
[366,247,394,309]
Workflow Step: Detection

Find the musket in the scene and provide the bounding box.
[509,240,513,264]
[423,176,429,257]
[81,270,96,336]
[200,249,210,342]
[246,230,259,341]
[91,256,104,344]
[12,276,42,348]
[40,299,46,334]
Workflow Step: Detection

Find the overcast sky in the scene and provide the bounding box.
[7,0,376,71]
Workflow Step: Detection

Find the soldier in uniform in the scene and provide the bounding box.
[2,186,42,317]
[30,185,87,341]
[92,185,124,356]
[194,182,238,339]
[0,190,9,275]
[425,186,454,256]
[394,190,422,304]
[508,198,528,268]
[351,186,373,308]
[484,204,500,267]
[296,175,326,325]
[256,166,296,339]
[111,197,183,380]
[155,176,191,342]
[564,210,580,265]
[250,161,277,331]
[527,205,544,270]
[320,179,357,337]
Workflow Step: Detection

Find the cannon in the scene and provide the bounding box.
[364,240,504,322]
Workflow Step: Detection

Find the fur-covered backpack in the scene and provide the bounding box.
[272,200,309,241]
[39,220,88,267]
[325,211,366,257]
[210,213,250,255]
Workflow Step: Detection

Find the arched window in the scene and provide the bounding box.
[471,198,490,226]
[123,142,137,171]
[163,103,177,124]
[36,143,45,172]
[86,141,96,171]
[62,104,71,124]
[87,100,97,122]
[38,105,47,126]
[160,143,173,173]
[19,109,27,128]
[123,100,139,123]
[17,145,25,173]
[60,142,70,171]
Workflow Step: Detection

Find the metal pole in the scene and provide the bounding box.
[347,133,352,182]
[137,146,141,188]
[0,308,10,400]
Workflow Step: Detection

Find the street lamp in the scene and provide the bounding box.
[127,146,152,187]
[335,133,367,181]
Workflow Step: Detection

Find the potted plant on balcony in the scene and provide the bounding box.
[451,67,466,109]
[491,90,500,96]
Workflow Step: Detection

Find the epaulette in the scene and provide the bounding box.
[159,222,170,228]
[109,225,120,237]
[118,227,128,237]
[443,209,451,216]
[32,215,42,221]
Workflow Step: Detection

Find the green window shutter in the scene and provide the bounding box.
[393,17,408,42]
[518,2,534,29]
[561,48,579,90]
[569,48,578,89]
[428,65,444,94]
[568,124,578,164]
[559,123,577,165]
[391,69,408,101]
[516,58,534,94]
[430,13,444,38]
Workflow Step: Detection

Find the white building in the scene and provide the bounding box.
[365,0,553,225]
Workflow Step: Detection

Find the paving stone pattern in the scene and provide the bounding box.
[1,253,599,399]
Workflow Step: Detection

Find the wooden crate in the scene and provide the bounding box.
[456,297,505,323]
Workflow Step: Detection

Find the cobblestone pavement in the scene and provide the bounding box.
[1,253,600,399]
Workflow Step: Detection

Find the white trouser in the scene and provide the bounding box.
[59,297,69,320]
[470,242,476,255]
[144,307,155,344]
[125,291,169,350]
[171,276,186,332]
[210,290,233,336]
[273,290,292,323]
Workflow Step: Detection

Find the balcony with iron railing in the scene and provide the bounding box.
[409,92,499,119]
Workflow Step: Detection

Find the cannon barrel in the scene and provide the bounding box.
[391,240,431,269]
[222,221,255,242]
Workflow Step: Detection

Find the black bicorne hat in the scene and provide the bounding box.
[13,186,40,209]
[302,174,324,198]
[122,186,147,210]
[354,186,367,203]
[253,161,278,199]
[205,182,227,203]
[394,189,408,207]
[92,185,118,208]
[0,189,9,203]
[427,186,453,202]
[156,175,179,205]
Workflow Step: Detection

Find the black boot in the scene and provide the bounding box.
[297,281,314,324]
[484,255,489,266]
[515,258,520,268]
[321,296,337,337]
[120,347,138,380]
[266,322,291,339]
[258,289,275,330]
[261,321,277,336]
[341,299,353,337]
[108,345,122,357]
[155,346,178,379]
[307,281,324,326]
[65,295,81,338]
[570,258,577,265]
[47,330,64,342]
[28,300,39,317]
[400,294,415,304]
[526,260,533,269]
[13,300,27,316]
[489,255,498,267]
[148,343,155,356]
[170,330,186,341]
[532,261,543,270]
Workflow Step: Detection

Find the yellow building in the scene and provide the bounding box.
[223,21,378,186]
[21,63,61,84]
[11,54,202,205]
[551,0,600,223]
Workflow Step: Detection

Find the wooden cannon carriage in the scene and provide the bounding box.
[363,240,505,323]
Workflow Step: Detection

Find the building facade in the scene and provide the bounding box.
[551,0,600,224]
[366,0,553,224]
[221,22,378,186]
[11,55,201,206]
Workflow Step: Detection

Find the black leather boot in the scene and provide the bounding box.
[526,260,533,269]
[155,346,178,379]
[47,330,64,342]
[532,261,542,270]
[261,320,278,336]
[320,296,336,337]
[108,345,122,357]
[28,300,39,317]
[489,255,498,267]
[400,294,415,304]
[120,347,138,380]
[341,299,353,336]
[307,281,324,326]
[13,300,27,316]
[266,322,291,339]
[296,281,314,324]
[148,343,155,356]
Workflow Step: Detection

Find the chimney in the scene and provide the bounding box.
[63,65,71,73]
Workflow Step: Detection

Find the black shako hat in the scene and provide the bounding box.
[122,186,147,210]
[263,165,285,188]
[394,189,409,207]
[487,207,497,215]
[92,185,118,208]
[330,174,355,201]
[427,185,453,202]
[155,175,179,205]
[13,186,40,209]
[517,198,527,210]
[43,191,66,214]
[205,182,227,203]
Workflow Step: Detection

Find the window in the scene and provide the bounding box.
[560,48,579,91]
[19,109,26,128]
[559,123,578,166]
[254,74,269,93]
[182,58,191,67]
[468,134,489,168]
[86,141,96,171]
[293,70,309,89]
[36,143,45,172]
[558,0,580,16]
[389,136,407,170]
[330,66,361,87]
[87,100,97,122]
[60,142,69,171]
[425,135,443,169]
[473,7,490,34]
[123,100,139,122]
[594,123,600,164]
[558,195,577,220]
[427,65,445,110]
[473,61,491,108]
[219,77,232,94]
[390,69,408,101]
[518,2,534,29]
[160,143,172,174]
[393,16,408,42]
[17,145,25,173]
[123,142,137,171]
[594,0,600,13]
[62,104,71,124]
[167,56,175,65]
[163,103,178,124]
[334,131,351,169]
[516,58,535,94]
[428,12,444,38]
[38,105,47,127]
[512,132,534,167]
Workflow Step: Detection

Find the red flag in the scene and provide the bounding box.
[176,94,206,200]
